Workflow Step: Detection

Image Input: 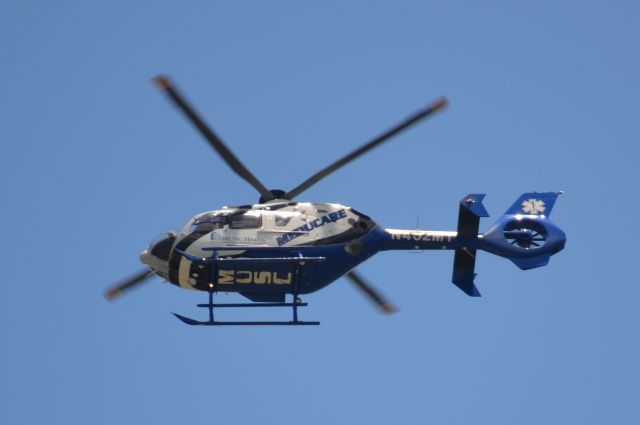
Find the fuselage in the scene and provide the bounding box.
[139,196,566,301]
[141,200,382,297]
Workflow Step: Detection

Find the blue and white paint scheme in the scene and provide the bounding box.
[139,191,566,300]
[105,75,567,326]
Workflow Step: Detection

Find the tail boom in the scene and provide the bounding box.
[382,229,459,251]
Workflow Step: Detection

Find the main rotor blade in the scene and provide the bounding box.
[104,269,154,301]
[346,270,397,314]
[284,97,448,200]
[153,75,275,202]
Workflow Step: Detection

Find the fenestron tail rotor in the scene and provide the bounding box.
[346,270,397,314]
[104,269,155,301]
[153,75,275,202]
[283,97,448,200]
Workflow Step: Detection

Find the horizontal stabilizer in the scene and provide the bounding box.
[452,248,481,297]
[460,194,490,217]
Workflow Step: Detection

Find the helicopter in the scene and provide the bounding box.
[104,75,567,326]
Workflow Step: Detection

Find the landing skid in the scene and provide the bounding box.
[172,292,320,326]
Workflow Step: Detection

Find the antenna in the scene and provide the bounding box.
[410,213,424,254]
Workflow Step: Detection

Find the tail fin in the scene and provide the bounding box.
[451,191,567,296]
[504,192,564,217]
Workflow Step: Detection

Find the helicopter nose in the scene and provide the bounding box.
[139,233,176,274]
[147,232,177,261]
[139,249,154,265]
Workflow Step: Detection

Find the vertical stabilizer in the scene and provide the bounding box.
[504,192,563,217]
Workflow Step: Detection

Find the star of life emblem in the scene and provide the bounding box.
[521,199,546,215]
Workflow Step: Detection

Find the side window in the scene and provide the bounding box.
[275,214,292,227]
[230,213,262,229]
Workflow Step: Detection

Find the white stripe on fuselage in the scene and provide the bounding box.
[178,258,195,289]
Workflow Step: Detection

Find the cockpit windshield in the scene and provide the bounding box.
[189,213,228,233]
[149,232,175,261]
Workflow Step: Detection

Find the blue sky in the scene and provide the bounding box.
[2,1,639,424]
